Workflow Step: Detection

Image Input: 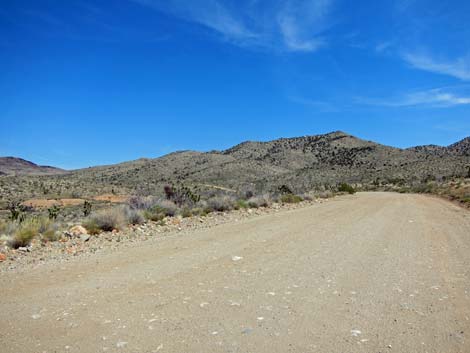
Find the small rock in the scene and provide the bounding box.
[231,256,243,262]
[351,329,362,337]
[0,253,6,262]
[80,234,91,242]
[18,247,30,253]
[69,225,88,237]
[31,314,41,320]
[116,341,128,348]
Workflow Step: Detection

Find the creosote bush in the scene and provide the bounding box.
[338,183,356,194]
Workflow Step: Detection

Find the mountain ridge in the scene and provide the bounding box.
[1,131,469,201]
[0,157,66,176]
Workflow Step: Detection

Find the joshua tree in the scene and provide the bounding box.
[83,200,92,217]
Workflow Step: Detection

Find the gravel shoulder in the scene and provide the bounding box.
[1,192,470,353]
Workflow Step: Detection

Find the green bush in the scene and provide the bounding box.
[338,183,356,194]
[280,194,303,203]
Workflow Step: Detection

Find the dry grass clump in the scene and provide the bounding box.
[5,216,58,248]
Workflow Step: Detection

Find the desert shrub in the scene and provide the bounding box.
[0,219,6,235]
[338,183,356,194]
[195,208,209,216]
[244,190,254,199]
[82,219,101,235]
[278,185,293,194]
[301,193,314,201]
[128,195,156,210]
[42,228,60,242]
[152,200,178,216]
[206,196,235,212]
[410,183,434,194]
[36,216,53,234]
[83,207,125,234]
[235,199,249,210]
[140,199,178,222]
[144,210,164,222]
[123,206,145,225]
[247,194,272,208]
[181,208,193,218]
[317,190,332,199]
[280,194,303,204]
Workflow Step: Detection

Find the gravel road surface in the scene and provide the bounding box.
[1,192,470,353]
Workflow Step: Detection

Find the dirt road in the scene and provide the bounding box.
[1,192,470,353]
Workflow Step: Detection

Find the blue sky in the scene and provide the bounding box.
[1,0,469,169]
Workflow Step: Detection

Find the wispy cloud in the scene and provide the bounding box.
[402,52,470,81]
[278,0,332,52]
[357,87,470,108]
[131,0,334,52]
[375,40,393,53]
[132,0,256,41]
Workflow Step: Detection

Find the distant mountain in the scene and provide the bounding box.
[0,157,66,176]
[1,132,469,200]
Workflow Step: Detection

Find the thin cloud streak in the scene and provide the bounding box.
[131,0,334,52]
[357,88,470,108]
[403,52,470,81]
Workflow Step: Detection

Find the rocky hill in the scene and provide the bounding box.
[0,157,66,176]
[0,131,469,201]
